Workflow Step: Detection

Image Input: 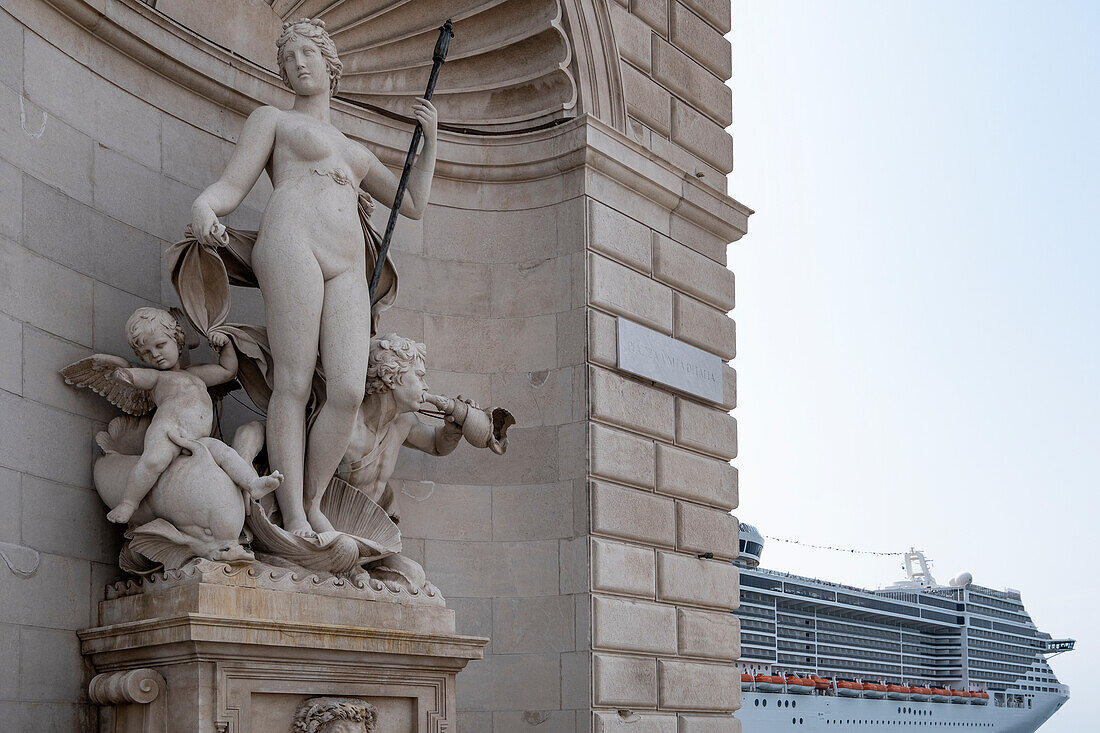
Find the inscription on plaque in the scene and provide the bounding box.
[616,318,723,402]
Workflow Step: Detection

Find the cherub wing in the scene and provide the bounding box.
[60,356,155,416]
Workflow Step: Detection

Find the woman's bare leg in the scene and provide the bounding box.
[303,271,372,533]
[254,248,324,536]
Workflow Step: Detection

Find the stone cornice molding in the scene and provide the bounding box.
[79,613,490,665]
[33,0,747,239]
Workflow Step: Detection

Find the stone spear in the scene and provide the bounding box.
[368,19,454,303]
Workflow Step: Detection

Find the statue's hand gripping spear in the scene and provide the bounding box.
[368,20,454,304]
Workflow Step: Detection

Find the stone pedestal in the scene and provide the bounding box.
[78,562,488,733]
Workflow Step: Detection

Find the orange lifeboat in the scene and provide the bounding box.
[754,674,785,693]
[811,675,831,691]
[929,687,951,703]
[909,687,933,702]
[970,691,990,705]
[862,682,887,699]
[836,680,862,698]
[950,690,970,704]
[786,676,815,695]
[887,684,911,700]
[741,673,754,691]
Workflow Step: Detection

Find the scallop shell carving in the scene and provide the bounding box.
[270,0,577,132]
[320,476,402,551]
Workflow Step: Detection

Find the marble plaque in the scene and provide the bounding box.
[616,318,723,402]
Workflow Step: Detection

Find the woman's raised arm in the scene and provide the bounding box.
[360,98,438,221]
[190,106,280,245]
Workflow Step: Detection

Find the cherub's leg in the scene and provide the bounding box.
[230,421,266,465]
[196,437,283,500]
[254,247,324,536]
[304,272,372,534]
[110,426,180,523]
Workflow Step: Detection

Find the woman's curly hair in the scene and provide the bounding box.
[366,334,427,395]
[276,18,343,95]
[291,696,377,733]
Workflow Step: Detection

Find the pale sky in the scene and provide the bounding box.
[727,2,1098,730]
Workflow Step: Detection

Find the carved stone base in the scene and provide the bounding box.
[79,562,487,733]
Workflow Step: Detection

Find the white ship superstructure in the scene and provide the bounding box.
[734,525,1072,732]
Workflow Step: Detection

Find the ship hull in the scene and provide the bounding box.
[736,691,1066,732]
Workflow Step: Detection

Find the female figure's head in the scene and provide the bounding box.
[291,697,377,733]
[276,18,343,95]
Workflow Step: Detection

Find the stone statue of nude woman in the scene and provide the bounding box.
[187,18,439,537]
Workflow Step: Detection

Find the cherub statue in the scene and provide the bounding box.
[62,307,283,524]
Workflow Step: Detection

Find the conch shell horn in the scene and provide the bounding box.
[425,395,515,455]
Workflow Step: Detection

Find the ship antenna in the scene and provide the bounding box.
[903,548,937,587]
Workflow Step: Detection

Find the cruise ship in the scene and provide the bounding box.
[734,524,1073,731]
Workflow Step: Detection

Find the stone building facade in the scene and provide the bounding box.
[0,0,748,730]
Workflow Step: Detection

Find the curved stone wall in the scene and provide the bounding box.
[1,0,748,730]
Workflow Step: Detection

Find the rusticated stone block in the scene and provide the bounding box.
[669,213,728,263]
[679,714,741,732]
[671,98,734,174]
[594,652,658,707]
[589,199,653,272]
[674,293,735,360]
[595,711,677,733]
[622,63,673,138]
[652,232,735,311]
[589,309,619,368]
[652,38,732,127]
[611,2,654,72]
[722,364,737,410]
[592,538,656,598]
[591,423,656,489]
[593,595,677,654]
[631,0,670,36]
[590,365,676,441]
[675,502,738,559]
[656,551,738,609]
[590,253,673,333]
[670,2,731,79]
[658,659,741,711]
[679,0,732,34]
[656,444,737,509]
[675,398,737,460]
[677,608,741,660]
[591,480,676,547]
